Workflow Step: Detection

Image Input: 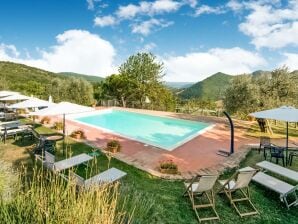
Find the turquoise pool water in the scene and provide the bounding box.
[75,110,211,151]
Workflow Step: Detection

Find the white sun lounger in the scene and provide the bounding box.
[37,152,93,172]
[252,172,298,209]
[70,167,127,188]
[53,153,93,172]
[256,161,298,182]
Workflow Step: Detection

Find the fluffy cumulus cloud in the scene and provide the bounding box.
[0,30,116,76]
[94,15,117,27]
[116,0,182,19]
[132,19,173,36]
[163,47,267,82]
[94,0,197,35]
[279,53,298,70]
[237,0,298,49]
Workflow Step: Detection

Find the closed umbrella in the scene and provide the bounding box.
[30,102,95,153]
[250,106,298,165]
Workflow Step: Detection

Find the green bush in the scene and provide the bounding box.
[53,121,64,130]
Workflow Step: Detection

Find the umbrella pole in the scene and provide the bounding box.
[286,122,289,166]
[63,114,65,156]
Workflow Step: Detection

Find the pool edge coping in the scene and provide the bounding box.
[66,108,215,151]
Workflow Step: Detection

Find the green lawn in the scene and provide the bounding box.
[0,123,298,224]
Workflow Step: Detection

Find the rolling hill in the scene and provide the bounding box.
[164,82,194,89]
[179,72,233,100]
[58,72,104,83]
[0,61,66,85]
[164,82,195,89]
[0,61,102,99]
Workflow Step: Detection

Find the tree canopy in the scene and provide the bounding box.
[99,53,176,111]
[224,67,298,118]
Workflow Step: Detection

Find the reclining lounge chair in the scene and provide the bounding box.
[218,167,258,217]
[183,174,219,222]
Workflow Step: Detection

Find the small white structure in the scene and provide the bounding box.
[145,96,151,104]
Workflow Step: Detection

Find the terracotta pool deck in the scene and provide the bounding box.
[61,107,262,179]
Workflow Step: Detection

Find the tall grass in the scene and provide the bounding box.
[0,160,18,202]
[0,166,130,224]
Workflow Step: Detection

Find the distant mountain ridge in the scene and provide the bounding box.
[179,72,233,100]
[179,69,298,101]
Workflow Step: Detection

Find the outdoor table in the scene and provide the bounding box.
[45,135,63,141]
[44,135,64,149]
[256,161,298,182]
[54,153,93,172]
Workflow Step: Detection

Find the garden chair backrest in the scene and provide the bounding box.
[234,170,256,190]
[195,175,218,193]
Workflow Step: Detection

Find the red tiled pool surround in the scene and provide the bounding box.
[51,107,258,178]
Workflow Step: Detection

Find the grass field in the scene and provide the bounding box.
[247,121,298,139]
[0,123,297,223]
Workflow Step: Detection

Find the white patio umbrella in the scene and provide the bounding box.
[30,102,95,153]
[0,90,19,98]
[0,94,30,101]
[8,97,56,109]
[250,106,298,165]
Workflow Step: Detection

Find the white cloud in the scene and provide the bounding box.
[163,47,267,82]
[184,0,197,8]
[86,0,94,10]
[94,15,117,27]
[151,0,181,14]
[132,19,174,36]
[0,30,116,76]
[116,4,140,19]
[279,53,298,70]
[96,0,198,35]
[195,5,225,16]
[239,0,298,49]
[226,0,243,11]
[0,43,20,59]
[116,0,181,19]
[142,42,157,52]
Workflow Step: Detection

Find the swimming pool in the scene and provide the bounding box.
[72,110,212,151]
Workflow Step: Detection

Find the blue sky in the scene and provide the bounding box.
[0,0,297,81]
